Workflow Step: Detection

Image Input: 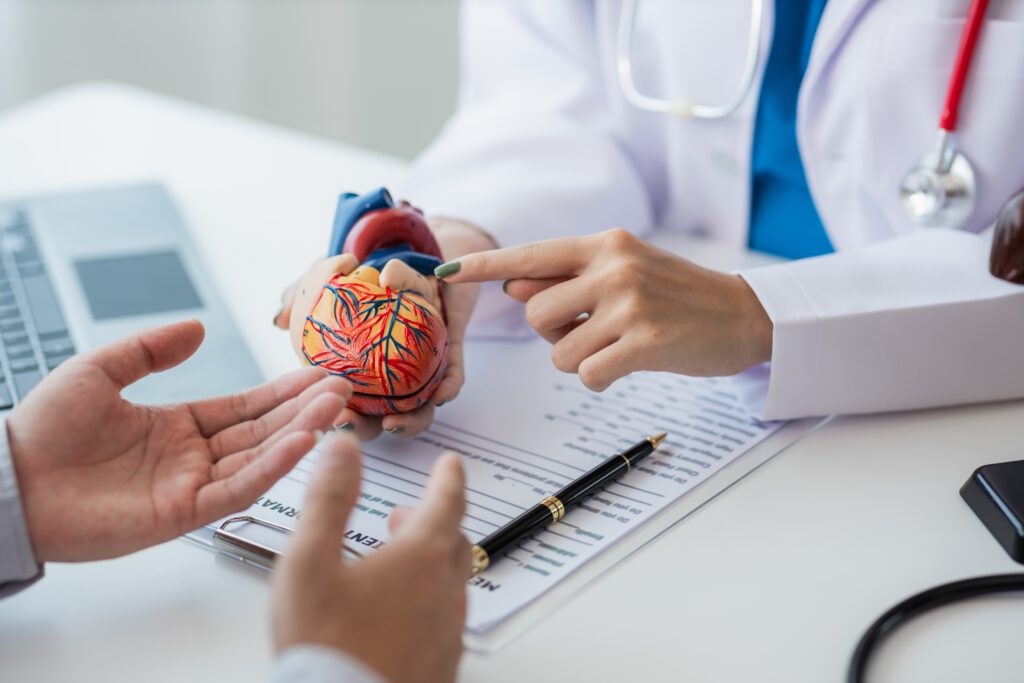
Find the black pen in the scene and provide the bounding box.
[470,433,668,575]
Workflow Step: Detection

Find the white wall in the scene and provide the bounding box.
[0,0,461,159]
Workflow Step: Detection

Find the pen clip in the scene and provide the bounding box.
[212,515,363,569]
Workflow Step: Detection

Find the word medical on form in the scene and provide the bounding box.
[226,340,782,634]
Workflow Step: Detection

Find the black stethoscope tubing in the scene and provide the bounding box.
[848,572,1024,683]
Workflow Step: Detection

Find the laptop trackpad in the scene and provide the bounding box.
[74,250,203,321]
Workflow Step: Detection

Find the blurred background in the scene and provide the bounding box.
[0,0,461,159]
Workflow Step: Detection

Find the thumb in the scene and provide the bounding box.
[290,433,363,567]
[379,259,433,294]
[83,319,205,389]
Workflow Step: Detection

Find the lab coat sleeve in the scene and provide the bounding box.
[401,0,653,247]
[737,229,1024,420]
[271,645,387,683]
[0,417,44,598]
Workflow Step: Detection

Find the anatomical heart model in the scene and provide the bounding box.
[297,188,448,415]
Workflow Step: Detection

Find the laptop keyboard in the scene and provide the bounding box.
[0,209,77,409]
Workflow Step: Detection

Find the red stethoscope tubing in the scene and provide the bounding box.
[939,0,989,132]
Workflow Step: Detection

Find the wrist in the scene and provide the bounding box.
[428,217,499,259]
[733,275,773,366]
[273,644,390,683]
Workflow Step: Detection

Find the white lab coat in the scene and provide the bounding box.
[402,0,1024,420]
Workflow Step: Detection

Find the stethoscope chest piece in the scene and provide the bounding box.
[899,131,976,230]
[898,0,988,231]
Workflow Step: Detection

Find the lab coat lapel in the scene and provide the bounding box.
[802,0,876,90]
[797,0,876,249]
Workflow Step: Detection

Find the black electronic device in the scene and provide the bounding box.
[960,459,1024,563]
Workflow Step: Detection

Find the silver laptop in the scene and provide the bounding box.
[0,183,263,410]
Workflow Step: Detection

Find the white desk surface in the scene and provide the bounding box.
[1,84,1023,683]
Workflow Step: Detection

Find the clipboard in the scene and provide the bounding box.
[184,416,822,653]
[188,515,363,571]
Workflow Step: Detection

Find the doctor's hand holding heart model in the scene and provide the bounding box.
[396,0,1024,423]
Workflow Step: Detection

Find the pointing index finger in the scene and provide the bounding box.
[434,237,590,284]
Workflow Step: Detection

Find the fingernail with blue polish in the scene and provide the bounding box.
[335,422,354,432]
[386,426,406,435]
[434,261,461,279]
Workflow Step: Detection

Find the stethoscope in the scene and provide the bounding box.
[616,0,989,231]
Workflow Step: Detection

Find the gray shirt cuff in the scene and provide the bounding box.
[271,645,387,683]
[0,416,43,597]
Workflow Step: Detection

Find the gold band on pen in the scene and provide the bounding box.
[619,453,631,471]
[470,544,490,575]
[541,495,566,523]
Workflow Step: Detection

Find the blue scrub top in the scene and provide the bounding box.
[748,0,833,260]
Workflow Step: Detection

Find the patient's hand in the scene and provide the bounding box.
[273,435,470,683]
[8,320,351,562]
[274,218,496,440]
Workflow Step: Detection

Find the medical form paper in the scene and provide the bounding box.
[197,337,812,644]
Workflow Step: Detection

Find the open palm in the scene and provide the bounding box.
[7,320,350,562]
